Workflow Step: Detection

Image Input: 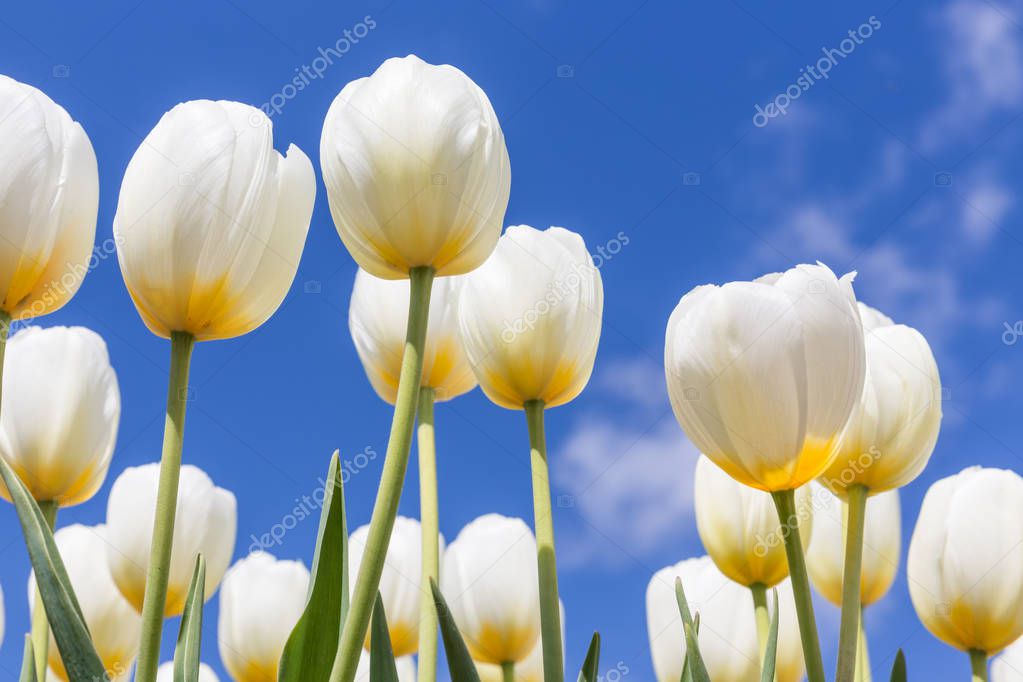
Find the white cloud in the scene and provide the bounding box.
[594,354,668,409]
[961,182,1013,245]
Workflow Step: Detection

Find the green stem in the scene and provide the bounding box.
[416,387,439,682]
[502,661,516,682]
[970,649,987,682]
[771,489,825,682]
[331,266,435,682]
[134,331,195,682]
[29,501,57,682]
[525,400,564,682]
[837,485,869,682]
[855,606,872,682]
[750,583,770,677]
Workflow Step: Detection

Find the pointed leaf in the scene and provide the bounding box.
[760,589,779,682]
[370,592,399,682]
[174,554,206,682]
[0,455,105,680]
[674,578,710,682]
[19,636,36,682]
[578,632,600,682]
[278,452,349,681]
[431,579,482,682]
[889,649,906,682]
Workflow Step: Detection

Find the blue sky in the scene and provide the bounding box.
[3,0,1023,680]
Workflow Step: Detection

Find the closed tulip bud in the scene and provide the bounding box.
[694,455,814,588]
[30,525,141,681]
[476,602,565,682]
[665,263,865,492]
[218,552,309,682]
[0,75,98,320]
[0,326,119,506]
[321,55,510,279]
[646,556,804,682]
[992,637,1023,682]
[820,304,942,495]
[806,483,900,606]
[113,100,315,341]
[348,516,441,656]
[349,269,475,403]
[105,463,236,616]
[441,514,541,664]
[355,652,416,682]
[458,226,603,410]
[909,467,1023,654]
[157,662,219,682]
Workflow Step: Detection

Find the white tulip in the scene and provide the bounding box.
[105,463,236,616]
[857,302,893,332]
[156,661,220,682]
[477,603,565,682]
[320,54,510,279]
[441,514,541,664]
[646,556,804,682]
[0,326,119,506]
[349,269,475,403]
[354,651,416,682]
[30,525,141,681]
[458,226,603,410]
[0,75,98,320]
[909,467,1023,654]
[820,304,942,494]
[349,516,441,656]
[218,552,309,682]
[694,455,814,588]
[113,99,314,341]
[993,636,1023,682]
[806,484,900,607]
[665,263,865,492]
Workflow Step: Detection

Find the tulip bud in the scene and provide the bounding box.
[992,636,1023,682]
[646,556,804,682]
[156,662,219,682]
[349,269,475,403]
[476,602,565,682]
[321,55,510,279]
[665,263,865,492]
[820,304,942,495]
[806,483,900,606]
[30,525,141,681]
[218,552,309,682]
[441,514,541,664]
[0,326,119,506]
[105,463,236,616]
[354,652,416,681]
[348,516,442,656]
[458,226,603,410]
[0,75,98,320]
[694,455,814,588]
[113,100,315,341]
[909,467,1023,654]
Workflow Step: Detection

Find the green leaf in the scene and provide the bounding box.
[578,632,600,682]
[174,554,206,682]
[674,578,711,682]
[0,455,106,681]
[889,649,907,682]
[431,579,482,682]
[278,451,349,682]
[19,636,36,682]
[760,589,779,682]
[370,592,399,682]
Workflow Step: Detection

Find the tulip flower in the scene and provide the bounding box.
[0,75,98,325]
[348,516,443,657]
[323,54,511,682]
[665,263,865,682]
[157,662,219,682]
[30,525,141,681]
[219,552,310,682]
[105,463,236,615]
[992,637,1023,682]
[458,225,602,682]
[355,652,416,682]
[646,556,804,682]
[909,467,1023,677]
[441,514,542,669]
[476,603,564,682]
[113,98,313,682]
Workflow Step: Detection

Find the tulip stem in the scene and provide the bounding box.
[417,386,439,682]
[134,331,195,682]
[525,399,564,682]
[331,266,435,682]
[771,488,825,682]
[855,606,872,682]
[502,661,516,682]
[970,649,987,682]
[750,582,770,676]
[29,501,57,682]
[836,484,869,682]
